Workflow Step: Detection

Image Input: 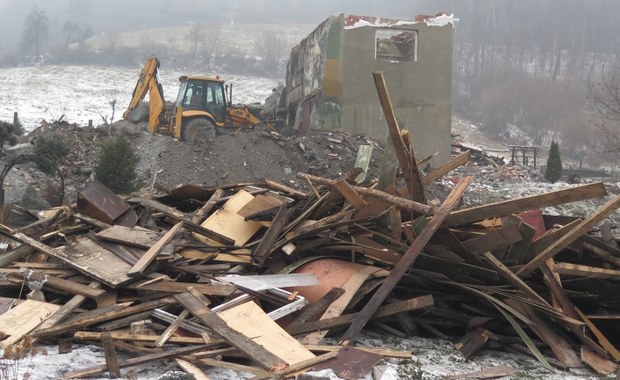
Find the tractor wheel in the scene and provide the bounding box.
[182,118,216,145]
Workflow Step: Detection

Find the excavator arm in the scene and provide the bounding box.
[123,56,166,133]
[228,105,275,132]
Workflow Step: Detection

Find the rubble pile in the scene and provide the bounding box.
[1,146,620,378]
[0,75,619,379]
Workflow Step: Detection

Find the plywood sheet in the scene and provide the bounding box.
[218,301,315,365]
[0,300,60,348]
[96,225,163,249]
[195,190,263,246]
[52,237,133,288]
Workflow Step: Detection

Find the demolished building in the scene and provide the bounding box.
[273,13,454,167]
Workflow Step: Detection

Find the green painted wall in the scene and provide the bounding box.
[337,20,453,166]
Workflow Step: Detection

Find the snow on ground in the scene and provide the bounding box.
[0,66,617,379]
[0,65,280,132]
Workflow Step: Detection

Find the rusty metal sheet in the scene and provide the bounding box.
[314,347,381,379]
[77,182,131,224]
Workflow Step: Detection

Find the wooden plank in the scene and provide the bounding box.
[481,252,548,306]
[63,344,211,379]
[128,221,183,277]
[517,192,620,277]
[155,310,189,347]
[527,219,582,261]
[74,331,205,345]
[287,295,434,336]
[340,176,473,345]
[331,179,368,210]
[9,270,105,300]
[175,359,212,380]
[461,225,523,254]
[195,357,273,377]
[237,193,284,218]
[252,203,293,267]
[351,235,403,265]
[422,151,471,185]
[298,172,432,215]
[218,301,315,365]
[101,332,121,378]
[95,225,163,249]
[33,281,100,333]
[286,287,345,332]
[175,292,286,370]
[127,281,236,297]
[304,344,412,359]
[454,327,490,358]
[372,71,426,203]
[52,237,134,288]
[299,265,381,345]
[581,347,618,376]
[195,189,263,246]
[191,188,224,224]
[553,262,620,279]
[31,297,176,339]
[575,308,620,361]
[506,299,582,368]
[539,262,608,357]
[443,182,608,227]
[0,300,60,348]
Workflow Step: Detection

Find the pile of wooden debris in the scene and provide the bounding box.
[1,73,619,379]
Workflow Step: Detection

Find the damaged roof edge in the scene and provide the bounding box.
[343,12,456,29]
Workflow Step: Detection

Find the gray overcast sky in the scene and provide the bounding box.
[0,0,447,51]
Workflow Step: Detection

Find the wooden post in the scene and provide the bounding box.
[89,119,93,128]
[13,112,18,126]
[339,175,473,345]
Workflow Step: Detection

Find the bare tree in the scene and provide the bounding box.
[257,29,284,74]
[21,5,49,59]
[590,63,620,153]
[61,21,93,50]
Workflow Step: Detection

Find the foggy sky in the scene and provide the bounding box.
[0,0,446,52]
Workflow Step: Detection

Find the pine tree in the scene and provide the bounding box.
[544,140,563,183]
[94,136,139,194]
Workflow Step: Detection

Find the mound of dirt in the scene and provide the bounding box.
[1,120,385,210]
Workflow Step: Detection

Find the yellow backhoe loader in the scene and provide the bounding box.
[123,56,273,144]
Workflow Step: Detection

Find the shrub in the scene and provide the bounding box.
[34,134,69,173]
[95,136,139,194]
[544,140,563,183]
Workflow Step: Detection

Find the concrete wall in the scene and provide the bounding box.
[338,19,453,166]
[283,14,453,167]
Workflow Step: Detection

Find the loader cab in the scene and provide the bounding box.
[175,76,228,124]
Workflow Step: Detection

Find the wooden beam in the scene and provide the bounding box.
[127,222,183,277]
[101,332,121,378]
[332,179,369,210]
[297,172,432,215]
[252,203,293,267]
[155,310,189,347]
[74,331,206,345]
[339,176,473,345]
[175,292,286,370]
[287,295,434,336]
[191,188,224,224]
[175,359,212,380]
[506,299,581,368]
[63,344,211,379]
[422,151,471,185]
[30,297,177,338]
[553,262,620,279]
[32,281,100,334]
[372,71,426,203]
[443,182,607,227]
[286,287,345,332]
[481,252,549,306]
[517,192,620,277]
